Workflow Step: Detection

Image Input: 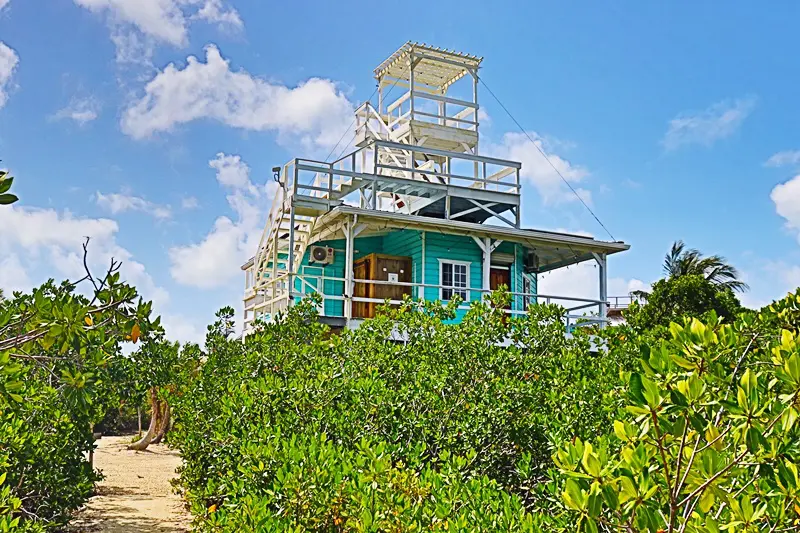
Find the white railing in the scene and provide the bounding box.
[281,139,521,205]
[245,272,609,332]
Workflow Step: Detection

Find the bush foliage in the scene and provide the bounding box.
[4,249,800,532]
[0,262,161,531]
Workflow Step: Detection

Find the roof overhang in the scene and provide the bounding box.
[316,207,629,273]
[374,42,482,91]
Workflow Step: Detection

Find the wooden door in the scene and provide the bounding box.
[490,267,511,291]
[490,267,512,312]
[353,258,370,318]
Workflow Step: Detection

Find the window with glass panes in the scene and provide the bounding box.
[440,261,469,301]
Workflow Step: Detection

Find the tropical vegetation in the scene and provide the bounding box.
[2,223,800,532]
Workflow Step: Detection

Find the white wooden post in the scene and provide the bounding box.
[344,216,355,321]
[287,206,295,305]
[482,237,491,296]
[594,253,608,328]
[420,231,426,300]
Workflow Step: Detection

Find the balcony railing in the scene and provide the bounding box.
[243,272,608,333]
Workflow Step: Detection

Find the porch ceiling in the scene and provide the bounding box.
[313,207,629,273]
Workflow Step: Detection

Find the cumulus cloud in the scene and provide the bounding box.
[121,45,354,151]
[771,175,800,238]
[0,254,31,294]
[52,96,101,126]
[169,152,276,289]
[96,191,172,220]
[538,260,647,304]
[0,42,19,109]
[489,132,591,205]
[73,0,242,65]
[0,204,168,307]
[0,0,9,12]
[194,0,242,27]
[662,96,756,150]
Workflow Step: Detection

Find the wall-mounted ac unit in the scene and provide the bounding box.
[523,251,539,273]
[310,246,334,265]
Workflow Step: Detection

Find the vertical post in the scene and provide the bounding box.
[408,57,415,122]
[371,180,377,209]
[421,231,426,300]
[378,77,383,115]
[483,237,492,299]
[344,216,355,321]
[288,206,296,305]
[595,253,608,328]
[472,70,480,178]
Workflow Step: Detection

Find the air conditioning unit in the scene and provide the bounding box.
[310,246,334,265]
[523,251,538,273]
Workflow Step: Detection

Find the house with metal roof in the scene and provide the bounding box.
[242,43,629,333]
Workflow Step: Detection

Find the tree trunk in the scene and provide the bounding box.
[128,388,159,451]
[137,406,142,438]
[151,401,171,444]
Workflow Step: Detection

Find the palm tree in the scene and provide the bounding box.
[662,240,748,293]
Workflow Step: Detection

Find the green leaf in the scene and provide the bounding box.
[0,193,18,205]
[0,176,12,194]
[629,373,646,404]
[699,489,715,513]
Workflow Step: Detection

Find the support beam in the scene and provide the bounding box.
[482,237,491,294]
[593,252,608,328]
[344,217,355,321]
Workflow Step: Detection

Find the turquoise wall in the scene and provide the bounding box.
[295,229,536,321]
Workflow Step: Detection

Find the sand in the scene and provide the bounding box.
[69,435,192,532]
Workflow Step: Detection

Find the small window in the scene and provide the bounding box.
[440,260,469,301]
[523,276,532,310]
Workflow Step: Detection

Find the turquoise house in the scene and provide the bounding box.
[242,43,629,332]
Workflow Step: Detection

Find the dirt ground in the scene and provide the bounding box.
[69,435,192,532]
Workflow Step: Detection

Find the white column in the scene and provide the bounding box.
[596,253,608,328]
[287,206,295,304]
[483,237,492,296]
[344,217,355,321]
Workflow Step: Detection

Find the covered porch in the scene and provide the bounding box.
[243,206,629,332]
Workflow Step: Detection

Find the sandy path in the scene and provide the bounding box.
[69,435,192,532]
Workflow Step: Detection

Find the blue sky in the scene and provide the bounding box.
[1,0,800,341]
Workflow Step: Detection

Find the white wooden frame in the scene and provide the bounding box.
[437,258,471,302]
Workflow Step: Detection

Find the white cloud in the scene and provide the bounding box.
[538,260,647,302]
[0,0,9,12]
[0,203,216,344]
[161,312,206,344]
[0,254,31,294]
[96,191,172,220]
[0,42,19,109]
[765,150,800,168]
[121,45,354,151]
[181,196,199,209]
[194,0,242,28]
[490,132,591,205]
[52,96,101,126]
[0,204,168,306]
[75,0,188,45]
[771,175,800,239]
[73,0,241,64]
[169,152,276,289]
[662,97,756,150]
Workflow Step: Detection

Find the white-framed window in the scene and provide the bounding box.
[439,259,470,301]
[523,276,532,309]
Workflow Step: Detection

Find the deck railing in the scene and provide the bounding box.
[275,139,521,207]
[244,272,608,333]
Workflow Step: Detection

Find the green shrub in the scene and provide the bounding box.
[170,293,627,530]
[0,269,160,530]
[554,293,800,532]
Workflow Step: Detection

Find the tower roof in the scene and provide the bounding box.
[374,42,482,90]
